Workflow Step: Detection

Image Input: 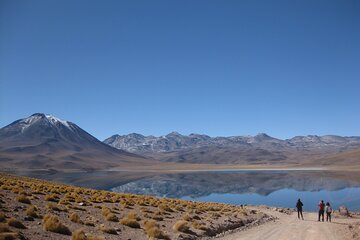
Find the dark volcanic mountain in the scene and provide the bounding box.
[104,132,360,164]
[0,113,148,170]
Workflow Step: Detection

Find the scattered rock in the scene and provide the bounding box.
[24,216,34,221]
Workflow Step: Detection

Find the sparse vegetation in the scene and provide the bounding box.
[69,212,82,224]
[173,220,189,233]
[7,218,26,229]
[71,229,86,240]
[99,224,117,235]
[25,205,39,218]
[0,213,6,222]
[0,173,263,240]
[43,214,71,235]
[16,195,31,204]
[120,218,141,228]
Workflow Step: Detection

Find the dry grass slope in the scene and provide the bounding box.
[0,173,268,240]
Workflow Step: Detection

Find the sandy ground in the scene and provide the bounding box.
[219,207,360,240]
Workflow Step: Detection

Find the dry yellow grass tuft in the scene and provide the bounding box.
[16,195,31,204]
[43,214,71,235]
[47,202,67,212]
[120,218,140,228]
[0,232,19,240]
[99,224,117,235]
[143,219,169,239]
[172,220,189,233]
[71,229,86,240]
[192,220,207,231]
[71,229,106,240]
[45,194,59,202]
[0,213,6,223]
[69,212,82,224]
[105,213,118,222]
[101,206,118,222]
[25,205,39,218]
[0,223,11,233]
[7,218,26,229]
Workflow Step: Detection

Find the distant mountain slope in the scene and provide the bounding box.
[104,132,360,164]
[314,148,360,168]
[0,113,149,170]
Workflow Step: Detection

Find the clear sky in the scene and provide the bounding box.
[1,0,359,140]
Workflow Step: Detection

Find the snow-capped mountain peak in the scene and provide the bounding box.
[19,113,73,131]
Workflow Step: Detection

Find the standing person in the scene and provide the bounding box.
[318,200,325,221]
[296,198,304,220]
[325,202,332,222]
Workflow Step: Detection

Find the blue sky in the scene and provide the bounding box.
[1,0,359,140]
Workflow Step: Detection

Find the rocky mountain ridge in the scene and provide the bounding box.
[104,132,360,154]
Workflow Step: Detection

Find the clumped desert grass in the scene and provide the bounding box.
[143,219,169,239]
[158,204,173,213]
[127,211,140,220]
[45,194,59,202]
[69,212,82,224]
[192,220,207,231]
[47,203,67,212]
[0,232,19,240]
[120,216,140,228]
[182,213,192,221]
[101,206,118,222]
[43,214,71,235]
[105,213,118,222]
[16,195,31,204]
[25,205,39,218]
[0,223,11,233]
[7,218,26,229]
[99,224,117,235]
[71,229,86,240]
[0,213,6,222]
[173,220,189,233]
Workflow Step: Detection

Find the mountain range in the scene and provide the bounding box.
[104,132,360,165]
[1,113,360,170]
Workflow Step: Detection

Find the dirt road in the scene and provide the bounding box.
[219,208,360,240]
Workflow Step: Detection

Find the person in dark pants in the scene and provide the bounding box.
[318,200,325,221]
[296,198,304,220]
[325,202,332,222]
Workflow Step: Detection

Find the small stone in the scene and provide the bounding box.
[24,216,34,221]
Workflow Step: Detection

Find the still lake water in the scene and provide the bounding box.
[111,170,360,211]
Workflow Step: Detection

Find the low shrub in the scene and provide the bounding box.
[42,214,71,235]
[25,205,39,218]
[99,224,117,235]
[69,212,82,224]
[0,213,6,222]
[120,218,140,228]
[104,213,118,222]
[16,195,31,204]
[7,218,26,229]
[0,223,11,233]
[45,194,59,202]
[71,229,86,240]
[173,220,189,233]
[0,232,19,240]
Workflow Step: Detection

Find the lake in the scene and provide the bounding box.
[111,170,360,211]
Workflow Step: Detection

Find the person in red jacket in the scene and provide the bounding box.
[318,200,325,221]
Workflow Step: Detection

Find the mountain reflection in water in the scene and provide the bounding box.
[111,171,360,211]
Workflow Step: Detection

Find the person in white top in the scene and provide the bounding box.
[325,202,332,222]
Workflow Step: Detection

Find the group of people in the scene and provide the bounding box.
[296,199,333,222]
